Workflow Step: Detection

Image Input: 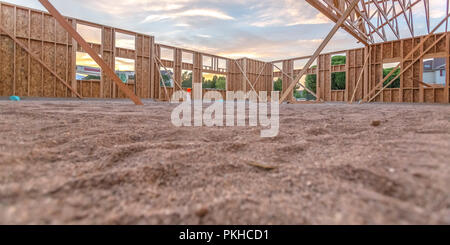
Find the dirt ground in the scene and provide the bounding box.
[0,99,449,225]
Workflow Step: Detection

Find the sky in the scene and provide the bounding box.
[5,0,449,62]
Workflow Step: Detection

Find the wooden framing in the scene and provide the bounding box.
[0,2,152,102]
[38,0,142,105]
[0,1,449,104]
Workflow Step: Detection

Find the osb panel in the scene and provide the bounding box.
[392,41,401,58]
[143,36,151,55]
[413,89,420,102]
[403,89,413,103]
[55,20,67,44]
[392,89,400,102]
[92,81,101,97]
[412,62,420,87]
[412,38,421,59]
[15,41,29,96]
[0,36,14,96]
[435,34,446,53]
[1,5,14,33]
[82,81,90,97]
[375,45,382,62]
[67,46,74,97]
[102,51,112,98]
[435,88,445,103]
[30,11,43,40]
[424,88,434,103]
[142,57,150,98]
[136,56,143,97]
[43,14,55,42]
[403,39,413,59]
[103,28,113,51]
[383,90,391,102]
[382,43,392,59]
[42,42,55,97]
[16,8,29,38]
[76,81,82,95]
[29,40,42,97]
[136,35,143,56]
[55,44,67,97]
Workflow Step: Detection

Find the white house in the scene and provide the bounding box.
[423,58,446,86]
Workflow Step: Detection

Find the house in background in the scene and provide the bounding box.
[423,58,447,86]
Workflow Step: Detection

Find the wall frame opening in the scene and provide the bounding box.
[422,57,446,86]
[76,23,101,44]
[115,57,135,84]
[115,32,136,50]
[202,72,226,90]
[382,62,401,88]
[182,70,193,88]
[160,67,174,88]
[331,72,346,90]
[76,52,101,81]
[161,47,174,61]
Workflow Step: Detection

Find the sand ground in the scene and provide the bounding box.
[0,100,449,225]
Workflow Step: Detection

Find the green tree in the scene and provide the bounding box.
[331,72,346,90]
[383,68,401,88]
[181,71,192,88]
[216,76,226,90]
[83,75,101,80]
[331,55,346,65]
[160,72,172,87]
[302,55,347,98]
[273,78,282,91]
[202,74,226,90]
[303,73,317,100]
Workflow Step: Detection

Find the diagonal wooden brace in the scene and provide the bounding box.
[38,0,143,105]
[0,25,82,99]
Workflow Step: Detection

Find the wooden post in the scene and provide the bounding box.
[350,47,371,103]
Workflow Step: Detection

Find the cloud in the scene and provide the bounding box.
[2,0,381,62]
[196,34,212,38]
[247,0,330,27]
[142,9,234,23]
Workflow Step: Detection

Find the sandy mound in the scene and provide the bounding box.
[0,100,449,224]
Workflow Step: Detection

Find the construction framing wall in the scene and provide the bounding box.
[272,33,450,104]
[0,2,449,104]
[0,2,154,99]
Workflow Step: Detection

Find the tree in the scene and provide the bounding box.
[181,71,192,88]
[303,55,347,99]
[383,68,401,88]
[331,55,346,65]
[160,71,172,87]
[331,72,346,90]
[303,74,317,100]
[273,78,282,91]
[216,76,226,90]
[83,75,101,80]
[202,74,226,90]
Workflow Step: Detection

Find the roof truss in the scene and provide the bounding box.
[307,0,450,45]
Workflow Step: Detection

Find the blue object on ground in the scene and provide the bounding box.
[9,96,21,101]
